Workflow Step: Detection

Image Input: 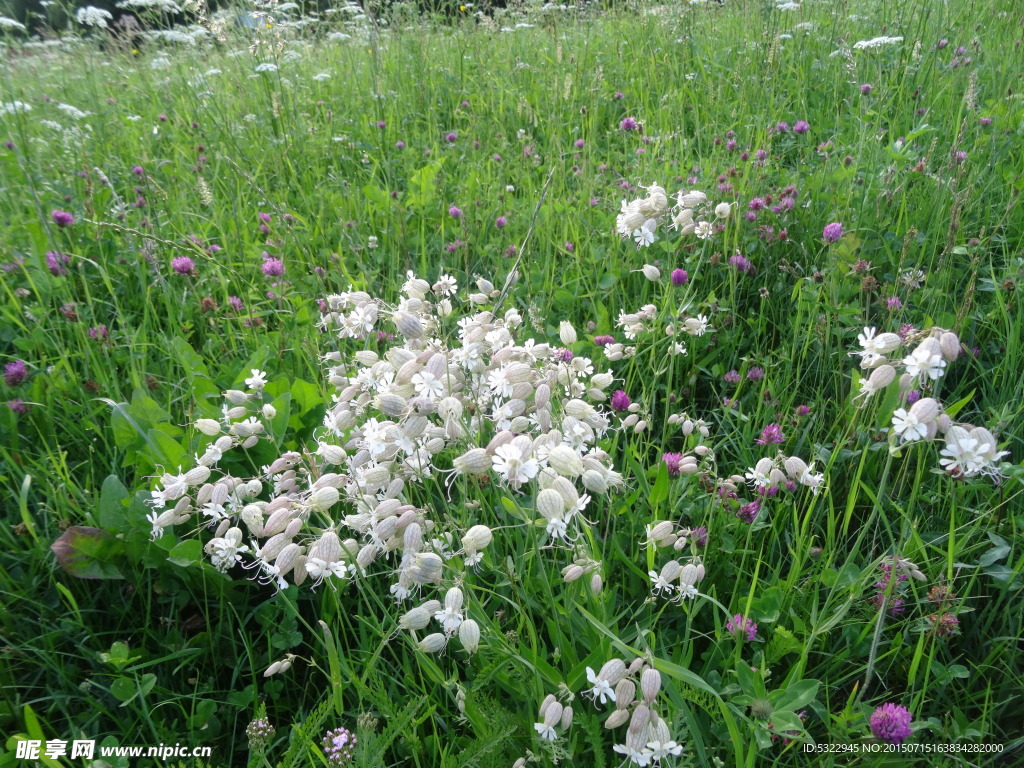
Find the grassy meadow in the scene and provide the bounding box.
[1,0,1023,765]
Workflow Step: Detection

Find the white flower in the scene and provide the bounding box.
[412,371,445,399]
[677,583,699,600]
[0,16,27,31]
[903,346,946,381]
[255,63,279,73]
[368,235,378,248]
[613,743,652,766]
[433,605,464,635]
[433,273,458,296]
[853,35,904,50]
[633,220,657,248]
[492,444,539,488]
[857,326,879,353]
[245,369,268,390]
[76,6,113,27]
[534,722,558,742]
[646,740,684,760]
[694,221,714,239]
[649,570,677,596]
[584,666,616,706]
[0,101,32,116]
[892,408,928,442]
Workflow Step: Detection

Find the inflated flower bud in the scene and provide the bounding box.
[462,525,493,552]
[562,564,585,583]
[399,606,432,630]
[536,488,566,520]
[784,456,809,479]
[628,704,651,735]
[939,331,960,361]
[614,678,636,709]
[539,694,557,718]
[543,702,563,729]
[184,466,211,486]
[641,264,661,281]
[633,420,648,434]
[679,563,700,586]
[559,321,577,345]
[223,390,249,405]
[909,397,940,424]
[195,418,221,436]
[417,633,447,653]
[393,311,424,339]
[646,521,674,544]
[581,469,608,494]
[459,619,480,654]
[640,668,662,702]
[659,560,681,582]
[376,393,409,418]
[224,406,248,420]
[604,709,630,729]
[598,659,626,686]
[547,445,584,477]
[309,486,340,511]
[937,414,952,434]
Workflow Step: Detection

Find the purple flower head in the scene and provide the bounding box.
[52,210,74,227]
[822,222,844,243]
[5,360,29,387]
[620,116,638,132]
[746,367,765,382]
[978,117,993,127]
[565,241,575,252]
[870,704,913,745]
[158,114,167,122]
[952,150,967,163]
[610,390,631,412]
[132,165,144,176]
[554,348,574,364]
[887,296,903,310]
[793,120,810,134]
[89,325,108,341]
[376,120,386,129]
[258,211,272,224]
[955,45,966,55]
[448,205,462,220]
[574,138,585,149]
[228,296,244,312]
[613,90,624,100]
[726,614,757,642]
[171,256,196,275]
[445,131,458,143]
[726,139,737,151]
[938,38,948,49]
[395,140,405,149]
[46,250,70,276]
[755,149,767,160]
[795,404,811,417]
[755,423,785,445]
[730,255,754,274]
[322,726,357,767]
[4,141,13,150]
[773,121,790,133]
[495,216,507,229]
[724,369,741,384]
[905,389,921,405]
[744,211,758,222]
[737,499,762,523]
[7,398,28,414]
[662,452,684,477]
[748,197,766,211]
[262,257,285,277]
[689,525,709,547]
[671,268,689,286]
[593,335,615,347]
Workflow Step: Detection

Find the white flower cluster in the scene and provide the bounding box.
[615,185,731,250]
[849,326,1009,480]
[75,6,114,27]
[607,304,711,361]
[0,101,32,116]
[398,586,481,656]
[530,692,574,744]
[0,15,27,31]
[582,659,683,766]
[853,35,904,50]
[143,271,626,616]
[744,455,826,495]
[117,0,182,12]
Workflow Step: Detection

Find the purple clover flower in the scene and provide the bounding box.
[4,360,29,386]
[52,210,74,227]
[755,423,785,445]
[723,370,740,384]
[793,120,810,134]
[448,205,462,219]
[262,258,285,277]
[445,132,457,143]
[593,335,615,346]
[822,222,844,243]
[737,499,762,523]
[730,255,754,274]
[726,614,757,641]
[662,452,683,477]
[671,268,688,286]
[46,250,70,276]
[7,398,27,414]
[171,256,196,275]
[870,704,913,745]
[746,367,765,382]
[495,216,507,229]
[610,390,631,411]
[620,116,638,132]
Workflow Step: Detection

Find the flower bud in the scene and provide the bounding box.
[195,418,221,436]
[640,668,662,702]
[909,397,940,424]
[559,321,577,346]
[223,390,249,405]
[417,633,447,653]
[939,331,960,361]
[459,619,480,654]
[614,678,636,709]
[604,709,630,729]
[547,445,584,478]
[641,264,661,281]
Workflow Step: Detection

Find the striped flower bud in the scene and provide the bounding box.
[393,311,424,339]
[462,525,493,552]
[275,543,302,576]
[628,704,651,735]
[543,702,563,729]
[679,563,700,586]
[309,486,340,511]
[590,573,603,594]
[640,668,662,702]
[399,606,432,631]
[598,659,626,686]
[614,679,636,710]
[784,456,809,479]
[641,264,661,281]
[560,705,574,729]
[536,488,566,520]
[873,333,903,354]
[633,420,648,434]
[562,564,585,583]
[308,531,341,563]
[646,521,674,544]
[223,390,249,405]
[604,709,630,729]
[539,694,557,718]
[559,322,577,345]
[376,393,409,418]
[184,466,211,486]
[939,331,961,361]
[417,633,447,653]
[581,469,608,494]
[547,445,584,477]
[195,418,221,436]
[459,619,480,654]
[909,397,940,424]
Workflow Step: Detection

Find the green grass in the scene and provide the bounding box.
[1,0,1023,766]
